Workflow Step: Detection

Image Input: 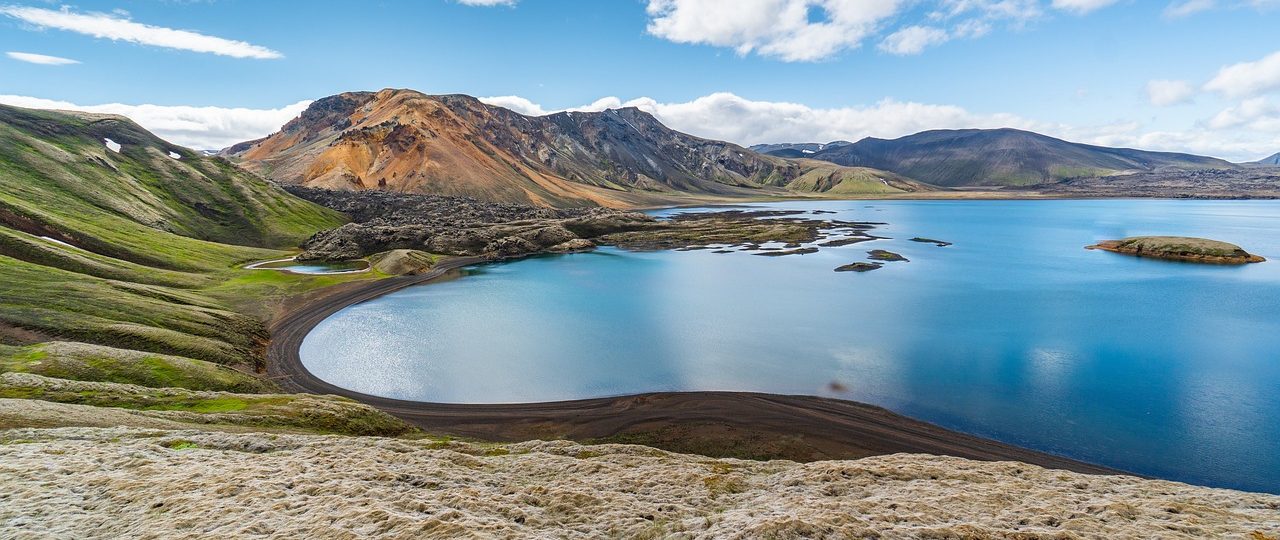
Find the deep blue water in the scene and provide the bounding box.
[301,199,1280,493]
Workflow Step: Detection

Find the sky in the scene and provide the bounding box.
[1,0,1279,160]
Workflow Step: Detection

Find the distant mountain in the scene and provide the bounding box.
[749,141,853,158]
[1247,152,1280,166]
[804,128,1236,187]
[226,89,928,207]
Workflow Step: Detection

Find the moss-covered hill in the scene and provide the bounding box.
[0,104,353,366]
[0,104,419,435]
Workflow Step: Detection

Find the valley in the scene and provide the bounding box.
[2,96,1280,537]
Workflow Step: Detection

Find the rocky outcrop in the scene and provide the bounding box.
[1087,236,1266,264]
[2,427,1277,539]
[835,262,883,272]
[367,249,438,275]
[286,188,883,262]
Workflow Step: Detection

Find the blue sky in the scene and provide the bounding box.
[2,0,1279,160]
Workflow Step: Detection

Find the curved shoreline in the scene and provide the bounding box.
[267,255,1123,475]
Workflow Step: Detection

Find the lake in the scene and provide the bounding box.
[300,199,1280,493]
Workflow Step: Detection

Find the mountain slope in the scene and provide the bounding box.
[1248,152,1280,166]
[0,105,343,270]
[226,89,929,207]
[0,104,348,364]
[808,128,1236,187]
[749,141,852,158]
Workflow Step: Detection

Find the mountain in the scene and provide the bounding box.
[1247,152,1280,166]
[225,89,928,207]
[749,141,853,158]
[805,128,1236,187]
[0,104,345,364]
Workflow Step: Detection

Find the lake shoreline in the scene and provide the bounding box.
[267,253,1125,476]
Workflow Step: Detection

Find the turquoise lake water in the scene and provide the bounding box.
[300,199,1280,493]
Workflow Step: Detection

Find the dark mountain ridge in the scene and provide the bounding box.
[805,128,1236,187]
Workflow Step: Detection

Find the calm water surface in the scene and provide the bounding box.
[301,200,1280,493]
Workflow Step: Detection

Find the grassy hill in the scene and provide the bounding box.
[0,104,349,366]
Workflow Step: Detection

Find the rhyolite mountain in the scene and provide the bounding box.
[1248,152,1280,166]
[749,141,852,158]
[224,89,927,207]
[798,128,1236,187]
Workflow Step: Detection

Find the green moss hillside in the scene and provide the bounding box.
[0,104,356,370]
[0,342,276,393]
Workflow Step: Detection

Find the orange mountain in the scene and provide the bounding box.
[226,89,928,208]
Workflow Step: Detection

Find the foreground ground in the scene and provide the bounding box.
[2,427,1277,539]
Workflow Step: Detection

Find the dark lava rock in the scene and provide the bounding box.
[909,237,952,247]
[819,236,880,247]
[753,247,819,257]
[835,262,883,272]
[868,249,909,262]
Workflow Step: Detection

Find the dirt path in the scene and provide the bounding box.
[267,256,1122,474]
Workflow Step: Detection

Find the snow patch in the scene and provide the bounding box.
[103,138,121,153]
[168,151,181,159]
[39,236,77,249]
[802,149,815,154]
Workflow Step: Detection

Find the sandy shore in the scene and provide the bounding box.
[267,255,1120,474]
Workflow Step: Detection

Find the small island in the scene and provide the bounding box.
[1086,236,1266,265]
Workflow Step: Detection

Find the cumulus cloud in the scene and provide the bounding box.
[5,51,79,65]
[642,0,1065,60]
[1146,79,1196,106]
[1204,49,1280,98]
[477,95,546,115]
[485,91,1280,161]
[1164,0,1280,17]
[878,26,950,55]
[0,6,282,59]
[644,0,904,62]
[493,91,1085,147]
[1164,0,1217,16]
[1049,0,1121,14]
[1207,97,1280,131]
[0,95,310,150]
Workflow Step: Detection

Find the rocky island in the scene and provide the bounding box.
[1087,236,1266,265]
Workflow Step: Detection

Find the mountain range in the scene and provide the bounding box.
[747,141,852,158]
[225,89,927,208]
[757,129,1237,188]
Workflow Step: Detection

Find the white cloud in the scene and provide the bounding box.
[1050,0,1121,14]
[1164,0,1217,16]
[878,26,950,55]
[5,51,79,65]
[644,0,905,62]
[477,95,547,115]
[1146,79,1196,106]
[14,87,1280,162]
[1204,49,1280,98]
[1207,97,1280,131]
[0,95,310,150]
[0,6,282,59]
[486,91,1280,161]
[455,0,518,5]
[1165,0,1280,17]
[643,0,1058,61]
